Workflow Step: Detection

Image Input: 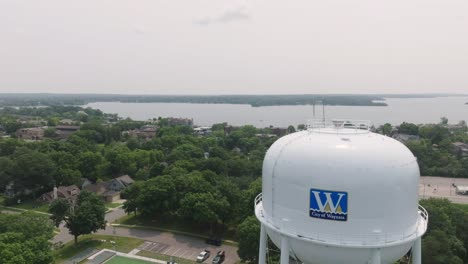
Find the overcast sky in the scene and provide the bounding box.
[1,0,467,95]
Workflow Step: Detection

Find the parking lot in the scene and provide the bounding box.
[420,176,468,204]
[137,240,237,264]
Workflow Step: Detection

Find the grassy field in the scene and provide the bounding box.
[53,234,145,264]
[137,250,197,264]
[114,213,237,242]
[105,256,154,264]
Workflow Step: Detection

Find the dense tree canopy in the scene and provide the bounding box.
[420,199,468,264]
[0,213,54,264]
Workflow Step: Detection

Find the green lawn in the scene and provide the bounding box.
[12,200,50,213]
[137,251,197,264]
[105,202,122,209]
[114,213,237,242]
[105,256,153,264]
[53,234,145,264]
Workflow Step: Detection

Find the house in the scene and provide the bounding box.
[15,127,45,140]
[38,185,80,203]
[269,127,288,137]
[193,126,212,136]
[452,142,468,157]
[125,125,157,140]
[55,125,80,139]
[167,117,193,127]
[59,119,77,125]
[84,175,135,202]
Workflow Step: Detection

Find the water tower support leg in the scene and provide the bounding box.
[280,236,290,264]
[412,237,422,264]
[258,224,267,264]
[370,248,381,264]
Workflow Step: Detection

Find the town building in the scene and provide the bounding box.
[15,127,45,140]
[55,125,80,139]
[193,126,212,136]
[167,117,193,127]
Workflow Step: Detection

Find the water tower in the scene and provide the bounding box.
[255,120,428,264]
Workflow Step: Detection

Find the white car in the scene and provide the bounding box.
[196,250,211,262]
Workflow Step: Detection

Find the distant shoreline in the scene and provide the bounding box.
[0,93,467,108]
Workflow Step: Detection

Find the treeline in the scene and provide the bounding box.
[0,94,387,107]
[0,105,117,134]
[376,119,468,178]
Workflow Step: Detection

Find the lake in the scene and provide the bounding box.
[85,97,468,127]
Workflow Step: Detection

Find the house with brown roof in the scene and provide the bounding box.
[84,175,134,202]
[125,125,157,140]
[15,127,45,140]
[55,125,80,139]
[38,185,80,204]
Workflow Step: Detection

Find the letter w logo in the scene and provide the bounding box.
[310,189,348,215]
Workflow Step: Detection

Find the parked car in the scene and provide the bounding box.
[196,250,211,262]
[206,236,222,246]
[212,251,225,264]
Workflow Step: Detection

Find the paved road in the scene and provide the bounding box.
[420,176,468,204]
[53,208,240,264]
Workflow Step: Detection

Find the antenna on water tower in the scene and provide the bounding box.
[322,101,326,122]
[312,101,316,118]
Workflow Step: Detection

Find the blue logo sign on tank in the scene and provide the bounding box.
[310,188,348,221]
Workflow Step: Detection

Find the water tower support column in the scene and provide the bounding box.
[280,236,290,264]
[370,249,381,264]
[412,237,422,264]
[258,224,267,264]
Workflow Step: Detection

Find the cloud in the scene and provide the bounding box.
[194,5,251,25]
[217,6,251,23]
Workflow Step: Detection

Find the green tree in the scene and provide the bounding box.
[237,216,260,262]
[49,191,106,244]
[420,198,468,263]
[287,125,296,133]
[178,192,229,228]
[78,151,104,181]
[380,123,393,136]
[122,182,142,215]
[440,117,449,125]
[43,127,56,138]
[49,198,70,227]
[133,176,177,216]
[10,149,56,195]
[399,122,419,135]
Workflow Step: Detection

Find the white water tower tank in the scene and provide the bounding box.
[255,120,428,264]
